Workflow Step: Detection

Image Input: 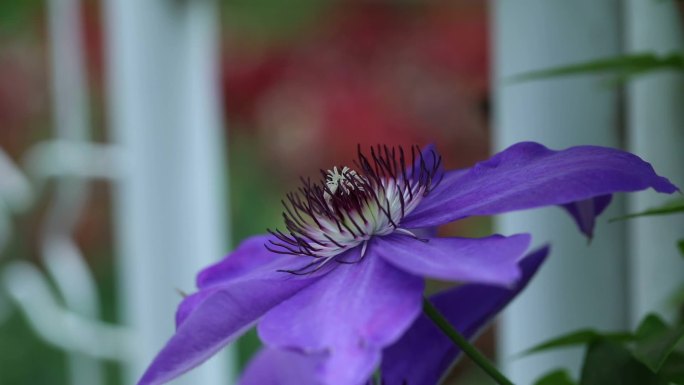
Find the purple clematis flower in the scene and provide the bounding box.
[237,246,549,385]
[138,142,677,385]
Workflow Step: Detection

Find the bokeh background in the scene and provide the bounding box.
[0,1,494,384]
[1,1,683,385]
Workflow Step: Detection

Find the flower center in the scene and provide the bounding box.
[267,145,442,274]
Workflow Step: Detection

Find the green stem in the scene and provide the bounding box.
[422,297,515,385]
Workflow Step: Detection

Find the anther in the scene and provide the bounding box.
[267,144,441,272]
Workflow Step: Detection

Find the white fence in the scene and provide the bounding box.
[494,0,684,383]
[0,0,233,384]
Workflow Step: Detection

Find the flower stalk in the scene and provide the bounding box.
[422,297,515,385]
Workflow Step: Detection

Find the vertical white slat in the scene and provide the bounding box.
[492,1,626,382]
[625,1,684,325]
[102,0,233,384]
[45,0,103,384]
[0,149,33,326]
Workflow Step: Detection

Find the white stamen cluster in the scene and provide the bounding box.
[324,166,364,200]
[267,145,441,274]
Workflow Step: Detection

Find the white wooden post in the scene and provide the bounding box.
[102,0,233,384]
[492,1,626,382]
[625,0,684,325]
[45,0,103,384]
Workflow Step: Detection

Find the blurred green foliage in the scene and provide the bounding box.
[0,244,121,385]
[221,0,331,43]
[633,315,684,372]
[519,329,633,357]
[611,198,684,222]
[527,314,684,384]
[227,132,286,245]
[510,53,684,84]
[580,339,661,385]
[0,0,42,34]
[529,191,684,385]
[534,370,576,385]
[0,311,67,384]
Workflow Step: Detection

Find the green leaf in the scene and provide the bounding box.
[534,369,577,385]
[667,283,684,313]
[632,314,684,372]
[636,314,669,338]
[659,351,684,385]
[519,329,633,356]
[580,339,666,385]
[678,239,684,257]
[611,198,684,222]
[509,52,684,83]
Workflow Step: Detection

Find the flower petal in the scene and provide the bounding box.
[175,288,216,327]
[381,246,550,385]
[402,142,678,229]
[374,233,531,286]
[177,235,321,327]
[410,143,445,186]
[238,348,327,385]
[139,276,316,385]
[138,235,322,385]
[560,195,612,239]
[197,235,284,289]
[258,248,424,385]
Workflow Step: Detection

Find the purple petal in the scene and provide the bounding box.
[258,248,424,385]
[238,348,327,385]
[402,142,678,229]
[138,235,321,385]
[139,277,316,385]
[176,289,216,327]
[374,233,531,286]
[177,235,319,327]
[413,143,445,183]
[415,143,438,168]
[393,143,446,194]
[560,195,612,239]
[381,246,550,385]
[197,235,284,288]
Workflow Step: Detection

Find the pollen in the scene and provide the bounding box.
[267,145,442,274]
[324,166,365,199]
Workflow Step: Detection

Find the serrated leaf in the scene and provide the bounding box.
[509,52,684,83]
[611,198,684,222]
[632,314,684,372]
[519,329,633,356]
[534,369,577,385]
[580,339,666,385]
